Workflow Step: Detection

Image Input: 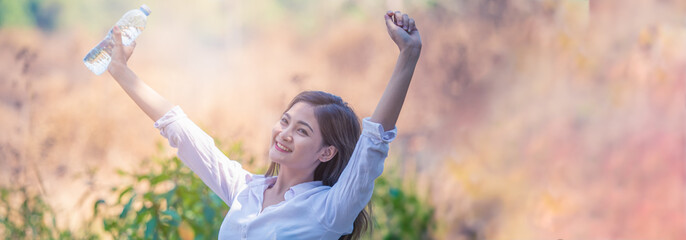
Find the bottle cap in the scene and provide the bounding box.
[140,4,151,16]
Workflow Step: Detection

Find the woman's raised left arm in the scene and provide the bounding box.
[370,11,422,131]
[317,12,421,234]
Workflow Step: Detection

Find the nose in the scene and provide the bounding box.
[278,127,293,142]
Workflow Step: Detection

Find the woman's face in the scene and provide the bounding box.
[269,102,329,172]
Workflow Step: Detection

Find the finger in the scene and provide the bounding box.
[409,18,416,32]
[127,41,137,53]
[112,26,123,46]
[125,41,136,60]
[384,13,397,30]
[402,14,409,31]
[386,11,395,24]
[394,11,403,27]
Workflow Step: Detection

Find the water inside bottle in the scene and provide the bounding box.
[119,25,144,46]
[83,6,147,75]
[83,25,143,75]
[83,38,115,75]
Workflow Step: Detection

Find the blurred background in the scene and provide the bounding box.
[1,0,685,239]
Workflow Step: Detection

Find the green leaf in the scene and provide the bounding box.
[117,186,134,204]
[162,209,181,227]
[389,188,401,199]
[144,217,157,239]
[119,193,136,219]
[103,219,116,232]
[160,187,177,209]
[134,207,150,225]
[116,169,128,176]
[143,192,155,202]
[202,205,215,222]
[93,199,105,217]
[0,187,9,201]
[137,175,150,182]
[150,174,170,185]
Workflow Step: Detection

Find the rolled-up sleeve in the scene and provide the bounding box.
[317,117,397,234]
[154,106,250,206]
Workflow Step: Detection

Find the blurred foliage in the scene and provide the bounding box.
[0,141,434,239]
[0,186,97,239]
[369,171,434,240]
[0,0,60,31]
[92,142,237,240]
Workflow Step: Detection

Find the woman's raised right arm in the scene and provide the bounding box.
[107,27,250,205]
[108,26,174,121]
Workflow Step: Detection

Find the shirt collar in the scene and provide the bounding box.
[248,176,323,200]
[284,181,323,200]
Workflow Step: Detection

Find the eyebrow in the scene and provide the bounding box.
[284,113,314,133]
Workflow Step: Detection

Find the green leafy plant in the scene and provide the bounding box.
[1,141,434,239]
[93,142,254,240]
[0,186,95,240]
[369,169,435,240]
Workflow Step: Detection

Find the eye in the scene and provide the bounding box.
[280,117,288,125]
[297,128,309,136]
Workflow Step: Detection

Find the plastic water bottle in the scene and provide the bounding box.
[83,4,151,75]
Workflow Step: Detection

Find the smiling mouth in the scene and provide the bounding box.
[275,142,292,153]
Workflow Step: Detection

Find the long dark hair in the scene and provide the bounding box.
[265,91,370,240]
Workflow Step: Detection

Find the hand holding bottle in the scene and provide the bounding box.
[108,26,136,76]
[83,4,150,75]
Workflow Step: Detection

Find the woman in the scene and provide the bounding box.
[108,10,421,239]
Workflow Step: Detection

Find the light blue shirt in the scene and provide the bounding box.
[154,106,397,239]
